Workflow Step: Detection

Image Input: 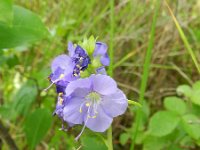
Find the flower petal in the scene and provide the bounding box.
[54,96,69,118]
[93,42,108,56]
[51,55,74,75]
[86,106,113,132]
[101,89,128,117]
[91,74,117,95]
[96,67,107,75]
[63,97,85,124]
[72,88,90,98]
[56,80,68,93]
[65,78,91,97]
[93,42,110,66]
[100,53,110,66]
[50,67,65,81]
[68,42,75,57]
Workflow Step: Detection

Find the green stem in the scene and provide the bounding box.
[107,127,113,150]
[107,0,114,149]
[108,0,114,77]
[130,1,160,150]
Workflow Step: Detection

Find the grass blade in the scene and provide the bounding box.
[130,1,161,149]
[164,0,200,74]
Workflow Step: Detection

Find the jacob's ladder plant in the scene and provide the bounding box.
[44,36,137,149]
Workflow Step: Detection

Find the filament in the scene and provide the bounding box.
[75,105,91,141]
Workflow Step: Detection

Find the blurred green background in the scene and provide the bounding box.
[0,0,200,150]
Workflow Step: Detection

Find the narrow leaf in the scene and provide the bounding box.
[165,0,200,74]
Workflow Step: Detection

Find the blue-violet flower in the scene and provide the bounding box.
[62,74,128,140]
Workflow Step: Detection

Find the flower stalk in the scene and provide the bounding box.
[107,0,115,149]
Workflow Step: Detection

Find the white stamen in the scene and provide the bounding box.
[75,105,91,141]
[44,73,65,92]
[79,101,89,113]
[43,74,64,92]
[75,92,102,141]
[43,82,54,92]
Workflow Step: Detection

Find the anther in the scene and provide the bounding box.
[85,103,90,107]
[76,64,82,69]
[73,73,78,76]
[59,74,64,79]
[58,92,63,96]
[59,98,64,105]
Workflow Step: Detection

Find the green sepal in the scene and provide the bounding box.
[79,36,97,56]
[91,57,102,69]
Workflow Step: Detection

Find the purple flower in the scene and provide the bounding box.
[53,93,67,118]
[45,43,91,92]
[68,42,91,76]
[53,93,75,131]
[44,55,76,91]
[93,42,110,66]
[62,74,128,140]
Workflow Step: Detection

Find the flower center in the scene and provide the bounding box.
[86,92,101,103]
[76,91,100,141]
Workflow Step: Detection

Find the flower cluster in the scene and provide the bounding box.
[45,37,128,140]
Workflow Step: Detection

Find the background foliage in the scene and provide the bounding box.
[0,0,200,149]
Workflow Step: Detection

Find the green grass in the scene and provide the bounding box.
[130,1,161,149]
[165,0,200,74]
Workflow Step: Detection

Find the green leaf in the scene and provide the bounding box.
[119,133,130,145]
[191,81,200,106]
[191,104,200,116]
[180,136,195,148]
[0,105,11,119]
[0,55,7,65]
[24,108,52,150]
[0,82,38,120]
[135,130,145,144]
[6,54,19,68]
[148,111,180,137]
[0,5,49,49]
[181,114,200,140]
[49,130,75,150]
[128,100,142,107]
[193,81,200,90]
[176,85,192,97]
[81,135,107,150]
[164,97,186,115]
[0,0,13,25]
[12,83,37,116]
[190,82,200,106]
[177,82,200,106]
[143,135,169,150]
